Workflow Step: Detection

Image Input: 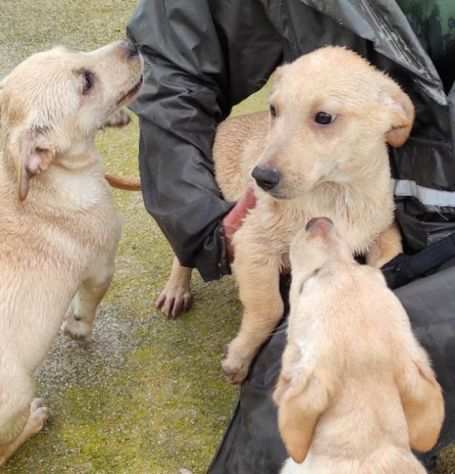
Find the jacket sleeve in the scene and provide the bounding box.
[127,0,283,281]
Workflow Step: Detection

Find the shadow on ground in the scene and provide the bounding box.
[1,1,453,473]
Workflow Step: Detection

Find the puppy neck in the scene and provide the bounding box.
[56,138,99,172]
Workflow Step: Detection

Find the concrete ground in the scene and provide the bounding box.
[0,1,453,473]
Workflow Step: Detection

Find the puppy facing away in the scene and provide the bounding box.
[159,47,414,384]
[274,218,444,474]
[0,40,143,464]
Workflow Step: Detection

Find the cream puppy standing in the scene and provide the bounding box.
[274,218,444,474]
[0,41,143,464]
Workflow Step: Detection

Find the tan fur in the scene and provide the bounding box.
[221,48,413,382]
[158,47,414,340]
[161,48,412,382]
[275,219,444,474]
[102,107,131,128]
[155,112,270,318]
[0,41,143,465]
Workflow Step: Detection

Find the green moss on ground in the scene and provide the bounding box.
[1,2,454,473]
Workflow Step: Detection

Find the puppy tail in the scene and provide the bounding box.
[105,174,141,191]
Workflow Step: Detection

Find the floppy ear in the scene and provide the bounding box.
[397,351,444,452]
[8,127,56,201]
[273,370,330,463]
[380,77,415,148]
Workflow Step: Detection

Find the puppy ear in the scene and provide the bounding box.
[8,127,55,201]
[397,351,444,452]
[380,77,415,148]
[274,370,329,463]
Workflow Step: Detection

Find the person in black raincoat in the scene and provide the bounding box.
[127,1,455,472]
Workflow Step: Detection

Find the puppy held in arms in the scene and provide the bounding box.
[0,41,143,465]
[274,218,444,474]
[159,47,416,385]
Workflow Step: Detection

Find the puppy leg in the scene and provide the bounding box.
[0,370,48,466]
[367,222,402,268]
[222,249,283,384]
[63,249,116,340]
[156,256,193,319]
[0,399,48,466]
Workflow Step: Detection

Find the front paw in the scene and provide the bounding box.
[27,398,49,435]
[102,108,131,128]
[221,347,250,384]
[155,285,193,319]
[62,311,92,340]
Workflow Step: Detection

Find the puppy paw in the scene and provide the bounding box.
[62,312,92,340]
[27,399,49,435]
[221,350,250,384]
[156,285,193,319]
[102,108,131,128]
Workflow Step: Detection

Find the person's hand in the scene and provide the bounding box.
[222,185,257,262]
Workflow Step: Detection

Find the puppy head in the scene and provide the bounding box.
[252,47,415,199]
[0,40,143,200]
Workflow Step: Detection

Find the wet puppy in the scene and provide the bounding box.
[220,47,414,382]
[274,218,444,474]
[159,48,415,383]
[0,40,142,464]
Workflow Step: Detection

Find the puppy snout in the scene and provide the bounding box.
[252,166,281,191]
[306,217,334,235]
[120,39,139,59]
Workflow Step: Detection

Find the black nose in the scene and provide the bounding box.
[123,39,139,58]
[252,166,281,191]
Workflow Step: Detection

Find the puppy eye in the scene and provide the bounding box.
[81,70,95,95]
[270,104,278,118]
[314,111,335,125]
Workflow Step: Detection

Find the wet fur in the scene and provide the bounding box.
[274,222,444,473]
[0,41,142,464]
[161,48,411,385]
